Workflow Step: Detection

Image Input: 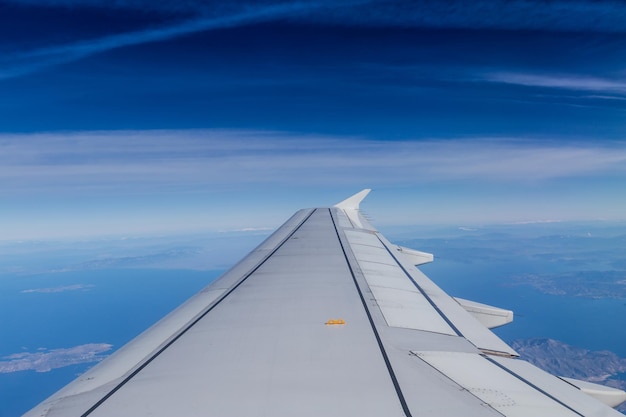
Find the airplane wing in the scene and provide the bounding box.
[24,190,626,417]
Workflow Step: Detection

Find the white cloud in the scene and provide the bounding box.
[2,130,625,239]
[224,227,275,232]
[21,284,94,294]
[0,343,112,373]
[1,130,625,196]
[510,219,562,225]
[482,72,626,95]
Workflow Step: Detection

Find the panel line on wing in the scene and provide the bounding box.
[344,228,457,335]
[374,234,465,338]
[374,234,518,357]
[413,351,585,417]
[78,209,318,417]
[483,356,585,417]
[329,209,413,417]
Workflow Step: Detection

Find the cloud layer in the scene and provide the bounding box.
[1,130,625,196]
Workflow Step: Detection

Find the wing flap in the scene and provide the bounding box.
[414,351,625,417]
[561,377,626,409]
[345,229,456,334]
[491,356,626,417]
[340,225,517,356]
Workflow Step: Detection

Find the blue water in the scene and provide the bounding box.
[421,258,626,357]
[0,268,221,417]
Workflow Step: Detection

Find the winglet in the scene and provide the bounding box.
[334,189,371,210]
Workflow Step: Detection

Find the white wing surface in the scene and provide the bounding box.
[24,190,626,417]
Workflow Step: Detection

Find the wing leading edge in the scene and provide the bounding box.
[24,190,626,417]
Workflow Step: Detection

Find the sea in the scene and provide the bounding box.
[0,268,221,417]
[421,258,626,356]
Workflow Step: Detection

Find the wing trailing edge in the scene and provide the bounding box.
[561,377,626,408]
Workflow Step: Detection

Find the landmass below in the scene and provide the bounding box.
[511,338,626,413]
[510,271,626,299]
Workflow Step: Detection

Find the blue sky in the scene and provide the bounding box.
[1,0,625,239]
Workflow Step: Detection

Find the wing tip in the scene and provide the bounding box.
[334,189,371,210]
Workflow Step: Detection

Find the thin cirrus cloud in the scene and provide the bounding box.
[0,1,340,80]
[3,1,626,80]
[1,130,625,195]
[483,72,626,95]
